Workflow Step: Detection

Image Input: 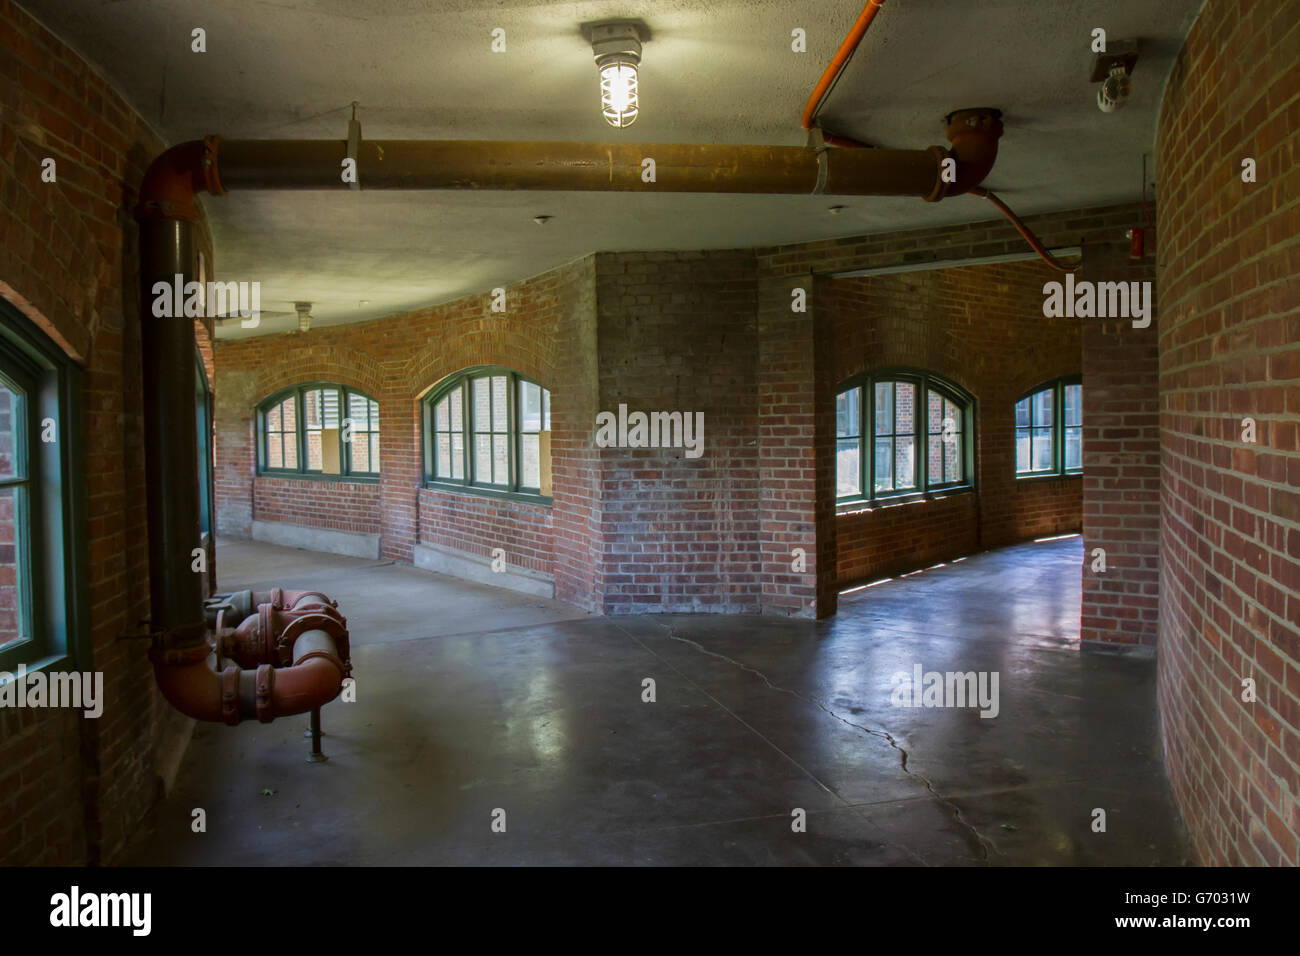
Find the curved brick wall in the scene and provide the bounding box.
[0,0,213,862]
[1156,0,1300,865]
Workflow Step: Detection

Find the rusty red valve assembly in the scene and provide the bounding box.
[149,587,353,761]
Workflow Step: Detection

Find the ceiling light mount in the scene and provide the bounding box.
[582,19,649,129]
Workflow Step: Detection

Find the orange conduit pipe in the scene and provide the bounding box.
[969,186,1081,274]
[800,0,886,148]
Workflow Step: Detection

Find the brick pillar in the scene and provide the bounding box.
[1080,238,1160,648]
[758,272,837,618]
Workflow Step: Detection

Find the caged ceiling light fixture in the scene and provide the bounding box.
[584,20,648,129]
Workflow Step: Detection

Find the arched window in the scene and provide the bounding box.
[1015,377,1082,477]
[256,383,380,479]
[835,369,973,504]
[423,367,551,499]
[0,298,85,673]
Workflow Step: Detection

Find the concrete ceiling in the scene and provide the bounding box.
[26,0,1203,338]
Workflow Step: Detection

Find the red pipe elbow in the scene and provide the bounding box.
[135,136,225,223]
[942,108,1003,196]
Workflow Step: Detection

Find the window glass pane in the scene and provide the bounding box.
[473,378,490,432]
[450,389,463,431]
[304,389,321,429]
[370,432,380,470]
[0,484,27,648]
[927,435,942,485]
[521,434,540,487]
[280,397,296,433]
[1015,428,1030,473]
[435,396,449,431]
[520,380,542,432]
[1032,388,1053,427]
[895,436,915,489]
[836,438,860,497]
[895,382,915,433]
[492,434,508,484]
[348,392,370,430]
[873,437,893,492]
[268,433,283,469]
[874,382,893,436]
[306,430,323,470]
[836,388,859,438]
[1032,428,1053,471]
[1065,426,1082,470]
[267,403,282,432]
[352,432,370,472]
[474,434,491,481]
[944,399,961,432]
[0,382,21,480]
[1014,397,1029,429]
[927,390,943,433]
[945,435,961,482]
[436,434,450,477]
[542,389,550,430]
[1065,384,1082,427]
[283,431,298,469]
[369,399,379,430]
[451,433,464,479]
[491,376,508,432]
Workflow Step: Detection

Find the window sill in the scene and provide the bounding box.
[422,482,553,507]
[257,472,380,485]
[836,485,973,515]
[1015,472,1083,484]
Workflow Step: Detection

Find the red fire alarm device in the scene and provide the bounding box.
[1128,227,1144,259]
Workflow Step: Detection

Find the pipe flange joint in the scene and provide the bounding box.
[294,649,347,676]
[254,664,276,723]
[220,666,241,726]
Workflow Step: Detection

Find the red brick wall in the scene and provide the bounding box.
[1080,244,1160,648]
[824,259,1084,585]
[759,273,837,617]
[595,251,765,614]
[214,256,601,607]
[0,0,214,863]
[758,203,1158,625]
[418,487,553,575]
[1156,0,1300,866]
[254,477,381,535]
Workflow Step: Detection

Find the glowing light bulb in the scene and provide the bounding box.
[599,57,639,128]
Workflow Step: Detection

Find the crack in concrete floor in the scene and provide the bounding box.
[655,624,1001,863]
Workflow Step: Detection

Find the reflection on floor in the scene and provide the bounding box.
[125,536,1189,865]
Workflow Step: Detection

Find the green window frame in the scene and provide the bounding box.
[196,352,215,539]
[256,383,380,480]
[0,298,88,675]
[1015,376,1082,478]
[422,367,551,502]
[836,369,974,506]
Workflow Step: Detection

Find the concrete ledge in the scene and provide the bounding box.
[414,542,554,598]
[251,520,381,559]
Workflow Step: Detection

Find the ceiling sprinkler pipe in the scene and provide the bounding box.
[141,125,1001,201]
[800,0,886,148]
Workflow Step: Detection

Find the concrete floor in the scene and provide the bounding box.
[125,536,1190,866]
